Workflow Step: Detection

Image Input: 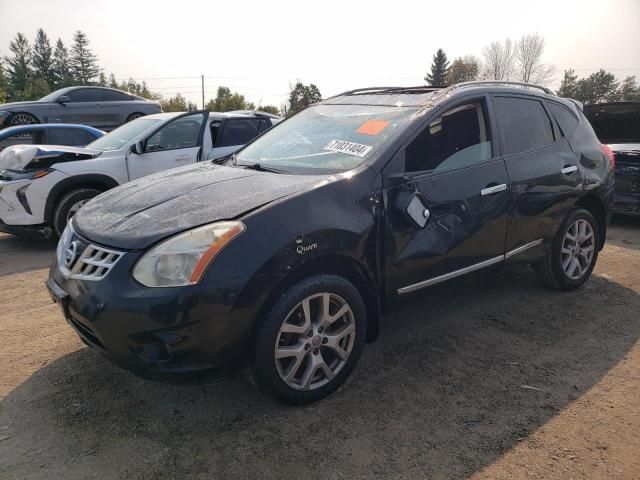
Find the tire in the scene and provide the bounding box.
[126,112,144,122]
[534,208,599,290]
[52,188,102,238]
[7,112,39,128]
[249,274,367,404]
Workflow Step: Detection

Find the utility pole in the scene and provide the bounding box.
[201,75,205,109]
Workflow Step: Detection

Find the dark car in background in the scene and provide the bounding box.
[584,102,640,215]
[0,123,105,151]
[48,81,614,404]
[0,86,162,131]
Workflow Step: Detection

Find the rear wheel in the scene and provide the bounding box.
[7,112,39,128]
[534,208,599,290]
[52,188,102,238]
[249,275,367,404]
[126,112,144,122]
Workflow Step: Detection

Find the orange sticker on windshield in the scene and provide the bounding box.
[357,119,390,136]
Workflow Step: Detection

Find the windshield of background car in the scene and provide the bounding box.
[235,104,419,173]
[86,118,161,151]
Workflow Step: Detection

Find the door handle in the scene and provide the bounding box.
[481,184,507,196]
[561,165,578,175]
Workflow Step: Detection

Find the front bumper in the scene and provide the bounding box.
[47,235,255,380]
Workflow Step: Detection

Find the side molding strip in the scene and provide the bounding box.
[397,255,504,295]
[397,238,544,295]
[505,238,543,259]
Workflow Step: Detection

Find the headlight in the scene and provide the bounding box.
[132,221,245,287]
[1,168,52,181]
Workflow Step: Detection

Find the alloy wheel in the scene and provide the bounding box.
[561,218,595,280]
[9,113,37,126]
[274,292,356,391]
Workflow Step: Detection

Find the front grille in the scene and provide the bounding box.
[57,224,124,281]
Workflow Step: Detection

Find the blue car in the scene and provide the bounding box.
[0,124,105,152]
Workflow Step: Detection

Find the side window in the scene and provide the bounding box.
[493,96,555,155]
[257,118,271,134]
[101,90,132,101]
[0,130,45,150]
[66,89,103,102]
[218,119,260,147]
[49,128,95,146]
[405,100,492,173]
[146,113,205,152]
[548,102,579,137]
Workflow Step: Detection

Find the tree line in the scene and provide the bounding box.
[424,32,640,104]
[0,29,293,114]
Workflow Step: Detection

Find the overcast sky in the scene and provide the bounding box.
[1,0,639,108]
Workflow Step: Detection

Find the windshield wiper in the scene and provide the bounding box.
[237,162,288,174]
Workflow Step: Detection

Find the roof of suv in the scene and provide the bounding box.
[324,81,570,109]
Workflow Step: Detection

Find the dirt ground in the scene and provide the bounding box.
[0,218,639,480]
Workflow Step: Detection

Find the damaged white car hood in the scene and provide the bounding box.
[0,144,102,170]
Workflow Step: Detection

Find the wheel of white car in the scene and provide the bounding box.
[52,188,102,238]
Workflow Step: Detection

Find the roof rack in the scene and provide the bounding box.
[448,81,555,95]
[328,85,446,99]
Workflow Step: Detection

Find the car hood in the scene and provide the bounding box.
[0,100,47,110]
[0,144,101,170]
[73,163,326,250]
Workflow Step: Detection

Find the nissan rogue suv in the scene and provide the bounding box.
[47,82,614,404]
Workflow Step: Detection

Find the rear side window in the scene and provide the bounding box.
[405,100,492,173]
[548,102,579,136]
[101,90,132,101]
[493,97,555,155]
[66,89,103,102]
[49,128,95,146]
[218,119,260,147]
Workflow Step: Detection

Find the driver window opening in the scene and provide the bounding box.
[405,100,491,173]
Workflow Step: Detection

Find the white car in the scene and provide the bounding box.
[0,110,281,238]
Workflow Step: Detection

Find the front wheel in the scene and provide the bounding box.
[534,208,599,290]
[249,275,367,404]
[126,112,144,122]
[52,188,102,238]
[7,112,39,127]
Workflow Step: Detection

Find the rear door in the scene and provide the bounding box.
[384,95,510,297]
[100,89,133,129]
[126,111,208,179]
[207,117,261,160]
[492,95,582,255]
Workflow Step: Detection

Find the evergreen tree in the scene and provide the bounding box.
[0,57,7,103]
[557,69,579,98]
[574,69,620,104]
[446,56,480,84]
[69,30,100,84]
[32,28,54,88]
[98,72,107,86]
[52,39,71,88]
[108,73,118,89]
[4,32,32,100]
[425,48,450,86]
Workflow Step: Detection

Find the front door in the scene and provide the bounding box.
[384,96,510,297]
[50,88,106,127]
[127,111,208,180]
[491,95,582,254]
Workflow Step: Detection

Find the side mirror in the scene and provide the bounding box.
[395,191,430,228]
[58,95,70,104]
[130,141,144,155]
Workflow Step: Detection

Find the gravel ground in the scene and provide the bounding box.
[0,218,639,479]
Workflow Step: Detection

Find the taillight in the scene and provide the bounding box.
[600,144,615,170]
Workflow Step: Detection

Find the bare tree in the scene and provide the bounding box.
[515,33,555,84]
[481,38,516,81]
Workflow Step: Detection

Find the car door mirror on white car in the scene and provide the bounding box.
[130,141,144,155]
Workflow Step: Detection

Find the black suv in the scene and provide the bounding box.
[47,81,614,404]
